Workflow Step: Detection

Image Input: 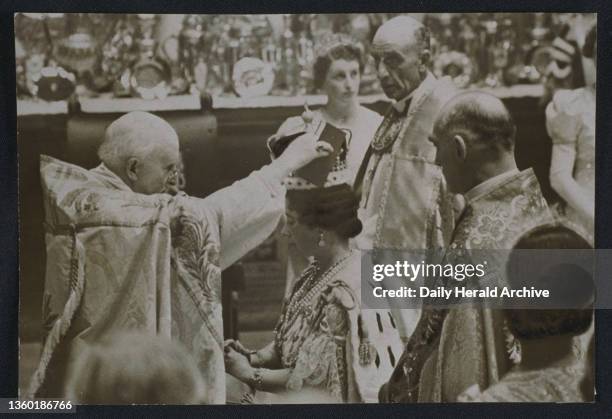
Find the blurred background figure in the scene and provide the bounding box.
[539,23,586,107]
[459,224,594,402]
[65,332,207,404]
[545,24,596,242]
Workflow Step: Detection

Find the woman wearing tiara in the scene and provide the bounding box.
[224,133,404,403]
[276,32,384,297]
[275,32,383,186]
[546,24,596,242]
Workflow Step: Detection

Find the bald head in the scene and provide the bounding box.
[435,91,516,153]
[372,16,430,55]
[371,16,431,100]
[98,111,180,194]
[99,111,179,170]
[430,91,518,194]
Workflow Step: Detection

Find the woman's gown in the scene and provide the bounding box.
[546,86,595,241]
[273,252,404,402]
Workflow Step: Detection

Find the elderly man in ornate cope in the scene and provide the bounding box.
[379,92,554,402]
[30,111,332,403]
[353,16,457,342]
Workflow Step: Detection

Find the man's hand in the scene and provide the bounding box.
[273,132,333,176]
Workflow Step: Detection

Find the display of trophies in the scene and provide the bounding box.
[169,14,206,94]
[15,13,77,101]
[128,15,172,99]
[85,17,137,93]
[14,12,587,102]
[54,14,98,75]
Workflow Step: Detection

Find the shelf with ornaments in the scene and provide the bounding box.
[208,84,543,110]
[76,93,202,114]
[15,12,587,116]
[17,99,69,116]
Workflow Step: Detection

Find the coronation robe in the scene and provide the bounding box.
[380,168,554,402]
[30,155,285,403]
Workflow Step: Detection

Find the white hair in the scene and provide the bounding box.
[98,111,179,172]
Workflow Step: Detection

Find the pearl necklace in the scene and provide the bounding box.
[274,251,354,365]
[285,251,353,319]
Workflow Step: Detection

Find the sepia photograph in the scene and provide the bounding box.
[15,11,596,405]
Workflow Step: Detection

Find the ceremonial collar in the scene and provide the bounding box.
[464,168,520,204]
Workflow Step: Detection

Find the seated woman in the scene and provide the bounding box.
[224,130,403,403]
[546,24,596,242]
[459,224,594,402]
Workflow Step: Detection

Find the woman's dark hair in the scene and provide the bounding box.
[583,24,597,59]
[511,223,591,250]
[313,43,365,90]
[287,183,362,240]
[555,24,586,89]
[504,224,594,340]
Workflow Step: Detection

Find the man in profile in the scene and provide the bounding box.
[31,111,332,403]
[379,92,553,402]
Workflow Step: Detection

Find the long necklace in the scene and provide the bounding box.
[275,251,354,366]
[285,251,353,319]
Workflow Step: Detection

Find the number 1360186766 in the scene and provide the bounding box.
[1,399,75,413]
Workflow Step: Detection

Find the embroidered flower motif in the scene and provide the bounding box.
[71,190,102,215]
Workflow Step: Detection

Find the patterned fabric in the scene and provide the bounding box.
[457,363,586,402]
[369,106,406,152]
[381,169,554,403]
[354,74,457,252]
[274,252,404,403]
[353,74,457,345]
[272,107,383,187]
[545,86,595,240]
[35,155,285,403]
[275,106,382,297]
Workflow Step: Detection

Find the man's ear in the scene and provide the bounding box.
[453,134,468,160]
[126,157,140,182]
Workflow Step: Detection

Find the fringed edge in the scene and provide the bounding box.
[25,225,85,399]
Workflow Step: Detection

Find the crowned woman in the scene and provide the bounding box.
[224,123,404,403]
[273,32,384,296]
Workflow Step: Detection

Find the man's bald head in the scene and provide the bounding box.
[372,15,430,54]
[98,111,180,194]
[371,15,431,100]
[435,91,516,153]
[430,91,518,194]
[99,111,179,170]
